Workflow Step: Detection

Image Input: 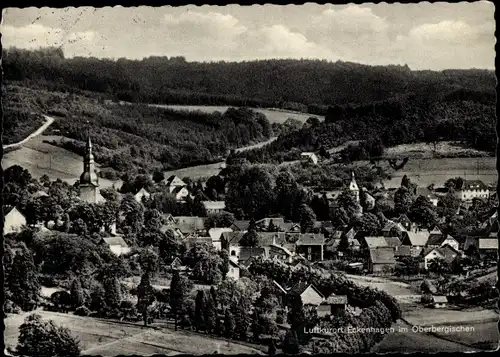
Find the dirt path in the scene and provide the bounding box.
[3,115,55,150]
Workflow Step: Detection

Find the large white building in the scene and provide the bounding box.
[455,180,490,202]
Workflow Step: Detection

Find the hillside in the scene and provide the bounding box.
[231,89,496,164]
[3,84,273,177]
[3,47,496,113]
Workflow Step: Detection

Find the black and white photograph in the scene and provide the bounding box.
[1,1,498,356]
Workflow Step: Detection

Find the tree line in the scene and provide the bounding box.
[3,47,495,112]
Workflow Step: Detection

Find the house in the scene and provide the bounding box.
[395,214,416,232]
[401,230,430,257]
[288,282,325,306]
[101,236,131,256]
[463,237,479,254]
[3,207,27,235]
[363,236,390,249]
[184,236,213,249]
[230,220,250,232]
[426,234,460,252]
[367,247,396,274]
[162,213,177,225]
[268,244,294,264]
[381,220,407,237]
[227,260,240,280]
[430,295,448,308]
[416,187,439,206]
[238,247,267,263]
[170,257,189,272]
[172,216,206,234]
[208,228,233,250]
[422,244,460,270]
[134,187,150,203]
[221,231,246,256]
[165,175,187,192]
[295,234,326,261]
[317,294,348,317]
[300,152,319,165]
[171,186,190,201]
[479,238,498,253]
[455,180,490,201]
[202,201,226,215]
[361,188,376,211]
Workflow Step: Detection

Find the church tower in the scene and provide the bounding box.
[79,132,101,203]
[349,171,360,203]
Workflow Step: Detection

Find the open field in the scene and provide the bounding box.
[346,274,416,299]
[384,141,492,159]
[403,307,498,326]
[372,320,481,353]
[378,157,497,188]
[151,104,323,124]
[2,135,121,189]
[5,310,264,356]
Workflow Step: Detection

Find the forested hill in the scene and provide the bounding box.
[230,88,497,164]
[3,47,496,113]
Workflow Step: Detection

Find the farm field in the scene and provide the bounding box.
[403,307,498,327]
[151,104,323,124]
[378,157,496,188]
[2,135,121,189]
[384,141,492,159]
[4,310,264,356]
[372,320,479,353]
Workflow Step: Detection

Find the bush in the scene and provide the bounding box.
[421,294,433,305]
[75,305,91,316]
[16,314,81,357]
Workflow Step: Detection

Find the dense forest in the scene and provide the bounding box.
[231,88,497,164]
[4,84,273,177]
[3,47,496,114]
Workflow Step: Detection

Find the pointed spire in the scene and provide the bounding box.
[351,171,356,181]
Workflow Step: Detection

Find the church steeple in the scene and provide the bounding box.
[80,128,98,186]
[349,171,360,203]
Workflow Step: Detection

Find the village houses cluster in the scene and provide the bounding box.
[4,135,497,308]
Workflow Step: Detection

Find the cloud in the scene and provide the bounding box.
[407,20,493,44]
[238,24,336,60]
[161,11,335,61]
[1,23,96,56]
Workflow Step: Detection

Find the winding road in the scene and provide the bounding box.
[3,115,55,150]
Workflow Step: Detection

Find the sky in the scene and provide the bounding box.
[1,2,496,70]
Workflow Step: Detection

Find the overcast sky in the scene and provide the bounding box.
[1,2,495,70]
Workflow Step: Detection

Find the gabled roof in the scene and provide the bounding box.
[171,185,188,195]
[364,236,389,249]
[296,233,326,245]
[404,231,430,246]
[134,187,150,196]
[238,247,266,261]
[324,294,348,305]
[269,244,293,257]
[432,296,448,303]
[256,217,285,227]
[427,233,446,246]
[173,216,206,233]
[394,245,411,257]
[429,226,443,235]
[369,247,396,264]
[288,282,325,300]
[395,214,412,224]
[4,206,26,218]
[416,187,438,200]
[208,228,233,241]
[462,180,488,191]
[31,190,49,198]
[165,175,186,187]
[202,201,226,210]
[221,231,246,244]
[184,236,212,247]
[102,236,129,248]
[479,238,498,250]
[382,220,407,233]
[231,220,250,231]
[384,236,402,248]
